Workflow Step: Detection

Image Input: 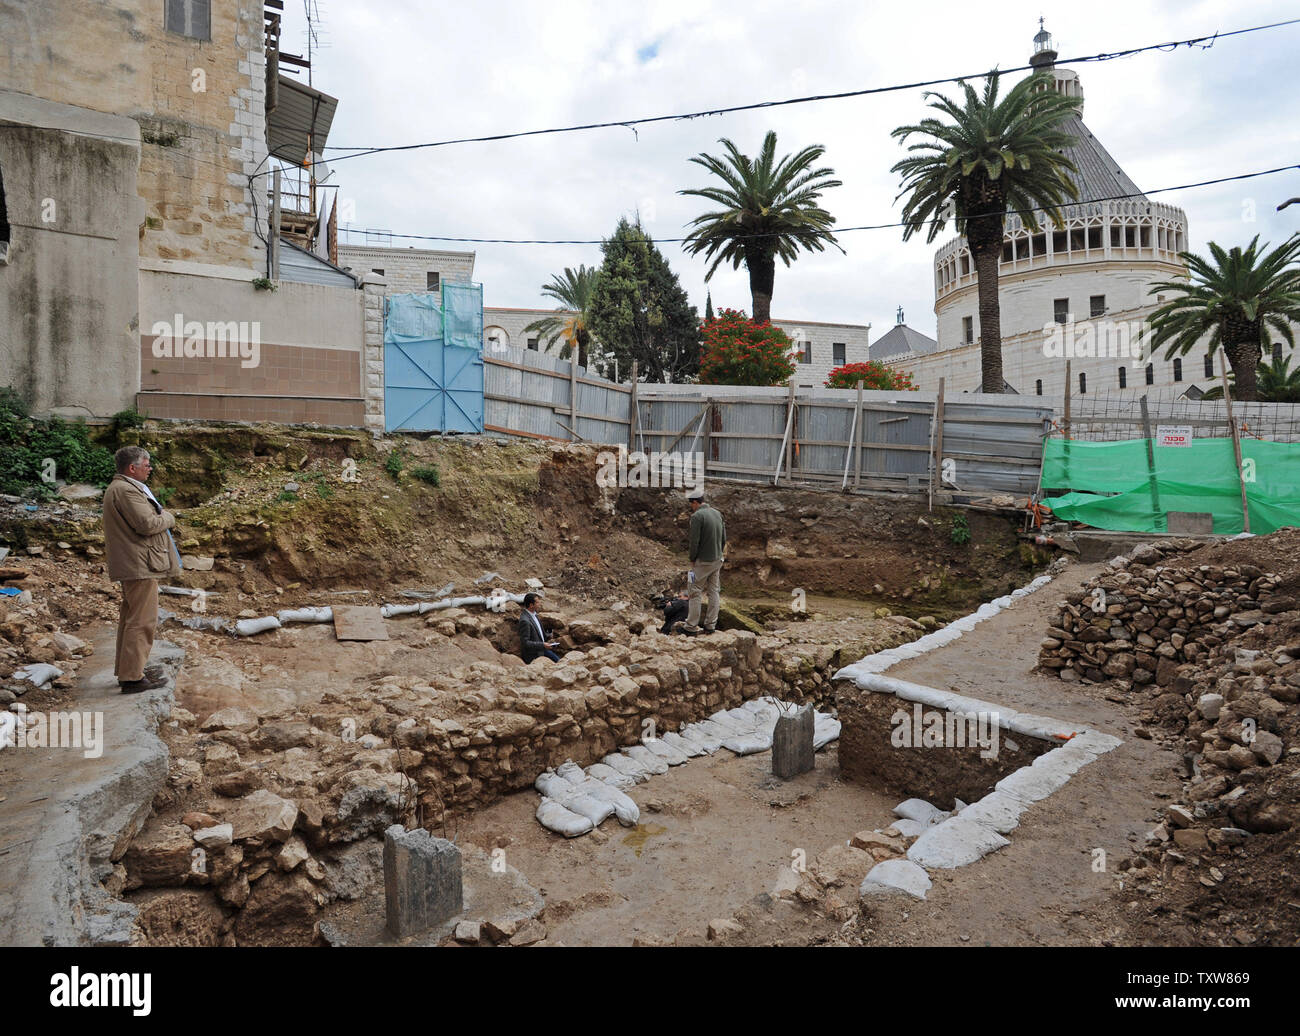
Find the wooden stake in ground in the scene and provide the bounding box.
[1221,365,1252,534]
[1139,394,1162,519]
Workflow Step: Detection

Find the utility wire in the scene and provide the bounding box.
[323,18,1300,162]
[334,163,1300,246]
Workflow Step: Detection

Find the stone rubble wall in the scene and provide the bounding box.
[1036,540,1290,690]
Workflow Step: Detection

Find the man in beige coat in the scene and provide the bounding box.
[102,446,181,692]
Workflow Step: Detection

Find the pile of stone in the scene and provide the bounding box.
[1037,540,1293,689]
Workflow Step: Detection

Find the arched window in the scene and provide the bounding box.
[1173,358,1182,382]
[1273,342,1283,365]
[1145,363,1154,385]
[1204,352,1214,377]
[1035,379,1043,396]
[1118,367,1127,389]
[1079,372,1087,394]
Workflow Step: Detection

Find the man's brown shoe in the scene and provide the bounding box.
[119,674,168,694]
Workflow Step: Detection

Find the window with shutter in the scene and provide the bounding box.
[166,0,211,41]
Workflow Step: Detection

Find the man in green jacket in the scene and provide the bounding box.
[679,491,725,635]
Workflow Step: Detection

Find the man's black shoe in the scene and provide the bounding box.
[119,674,168,694]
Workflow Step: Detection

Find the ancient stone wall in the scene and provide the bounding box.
[1037,541,1290,689]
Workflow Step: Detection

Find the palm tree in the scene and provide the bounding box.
[679,131,842,324]
[523,265,599,368]
[891,71,1083,393]
[1202,350,1300,403]
[1148,236,1300,402]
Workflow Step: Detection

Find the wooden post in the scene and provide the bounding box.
[841,381,862,490]
[1139,394,1162,517]
[853,380,864,489]
[1062,359,1072,488]
[270,168,282,280]
[628,361,639,451]
[702,400,713,481]
[1221,366,1252,534]
[785,381,797,486]
[932,376,946,495]
[568,349,578,441]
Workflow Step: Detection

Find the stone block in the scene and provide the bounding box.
[772,703,814,779]
[383,824,463,937]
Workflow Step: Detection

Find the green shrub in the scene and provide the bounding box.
[384,449,406,479]
[950,513,971,545]
[0,387,116,496]
[110,406,147,436]
[411,465,441,487]
[315,481,334,499]
[276,490,297,503]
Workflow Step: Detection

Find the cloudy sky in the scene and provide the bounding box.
[296,0,1300,336]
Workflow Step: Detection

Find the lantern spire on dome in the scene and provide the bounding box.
[1030,17,1058,69]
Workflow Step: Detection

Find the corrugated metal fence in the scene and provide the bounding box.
[482,347,1051,495]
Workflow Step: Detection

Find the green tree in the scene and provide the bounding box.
[1202,349,1300,403]
[679,131,842,324]
[1148,236,1300,402]
[891,71,1083,393]
[588,217,700,383]
[523,265,599,369]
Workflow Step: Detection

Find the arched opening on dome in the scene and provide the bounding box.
[1118,367,1127,389]
[1145,364,1154,386]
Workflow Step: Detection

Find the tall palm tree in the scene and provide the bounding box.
[891,71,1083,393]
[679,131,842,324]
[1202,350,1300,403]
[523,265,599,368]
[1148,235,1300,402]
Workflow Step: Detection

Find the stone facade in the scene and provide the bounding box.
[0,0,269,274]
[338,245,476,299]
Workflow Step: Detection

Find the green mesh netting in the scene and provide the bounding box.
[1041,437,1300,535]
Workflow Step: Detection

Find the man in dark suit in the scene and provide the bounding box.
[518,592,561,663]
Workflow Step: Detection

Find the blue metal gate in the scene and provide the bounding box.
[383,284,485,433]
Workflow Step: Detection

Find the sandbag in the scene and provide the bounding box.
[558,791,616,827]
[555,760,586,783]
[678,725,724,753]
[234,616,281,637]
[586,762,637,789]
[571,778,639,826]
[813,714,841,750]
[536,797,593,838]
[535,771,577,798]
[622,744,669,775]
[722,731,773,755]
[641,738,689,766]
[894,798,945,825]
[277,607,333,624]
[602,752,652,782]
[15,663,62,688]
[661,731,704,758]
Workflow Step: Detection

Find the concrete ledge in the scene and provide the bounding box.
[2,637,182,946]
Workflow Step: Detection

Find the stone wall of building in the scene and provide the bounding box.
[0,91,144,418]
[0,0,269,274]
[337,245,476,298]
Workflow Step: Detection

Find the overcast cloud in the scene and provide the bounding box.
[299,0,1300,337]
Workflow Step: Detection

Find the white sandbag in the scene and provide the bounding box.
[661,731,705,758]
[277,607,333,624]
[585,762,637,789]
[571,778,640,826]
[622,744,669,775]
[641,738,689,765]
[558,791,616,827]
[234,616,281,637]
[13,663,62,688]
[0,711,18,751]
[724,707,759,729]
[813,714,841,750]
[555,760,586,782]
[723,731,773,755]
[380,603,422,618]
[894,798,945,825]
[536,797,593,838]
[706,710,750,736]
[690,719,733,741]
[678,725,724,753]
[602,753,652,782]
[534,771,577,798]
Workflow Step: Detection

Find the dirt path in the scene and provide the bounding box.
[455,744,895,947]
[854,560,1179,946]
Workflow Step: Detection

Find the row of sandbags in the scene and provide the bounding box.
[533,697,842,837]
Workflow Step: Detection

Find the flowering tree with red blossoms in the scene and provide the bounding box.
[697,309,797,386]
[824,361,916,391]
